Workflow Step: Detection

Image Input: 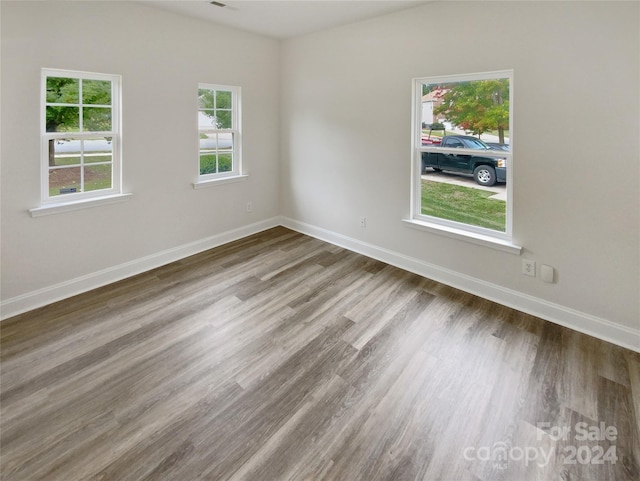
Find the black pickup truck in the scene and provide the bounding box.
[421,135,507,186]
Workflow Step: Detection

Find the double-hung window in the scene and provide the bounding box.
[41,69,121,204]
[197,84,241,182]
[411,70,515,249]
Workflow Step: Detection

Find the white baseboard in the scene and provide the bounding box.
[280,217,640,353]
[0,217,280,320]
[3,215,638,353]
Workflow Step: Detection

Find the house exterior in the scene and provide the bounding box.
[421,88,448,127]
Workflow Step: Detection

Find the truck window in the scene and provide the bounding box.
[464,138,489,150]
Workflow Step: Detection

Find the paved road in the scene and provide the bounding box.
[53,139,111,153]
[53,137,233,154]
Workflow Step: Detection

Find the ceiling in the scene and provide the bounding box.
[142,0,430,39]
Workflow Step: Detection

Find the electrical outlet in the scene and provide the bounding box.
[522,259,536,277]
[246,201,253,213]
[359,217,367,228]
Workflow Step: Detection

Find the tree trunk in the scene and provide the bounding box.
[48,139,56,166]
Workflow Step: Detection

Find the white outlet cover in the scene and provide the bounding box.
[541,264,554,283]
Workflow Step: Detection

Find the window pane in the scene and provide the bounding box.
[198,111,232,129]
[84,138,113,164]
[46,106,79,132]
[216,90,232,109]
[216,110,232,129]
[199,153,218,175]
[200,132,217,174]
[49,166,81,196]
[420,85,448,146]
[82,79,111,105]
[218,153,233,172]
[198,89,214,109]
[46,77,79,104]
[198,111,218,128]
[199,131,234,175]
[423,78,509,140]
[199,132,218,151]
[420,179,506,231]
[84,164,112,192]
[50,139,81,166]
[217,132,233,151]
[83,107,112,131]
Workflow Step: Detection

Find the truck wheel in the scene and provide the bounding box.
[473,165,496,186]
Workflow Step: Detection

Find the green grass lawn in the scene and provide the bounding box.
[49,164,112,196]
[421,129,446,139]
[421,180,505,232]
[199,153,232,175]
[54,154,112,166]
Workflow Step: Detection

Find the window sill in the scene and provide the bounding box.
[192,174,248,189]
[30,193,133,218]
[402,218,522,255]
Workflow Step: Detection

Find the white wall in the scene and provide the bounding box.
[281,1,639,344]
[1,1,280,308]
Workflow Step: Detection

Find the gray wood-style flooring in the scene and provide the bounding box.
[1,227,639,481]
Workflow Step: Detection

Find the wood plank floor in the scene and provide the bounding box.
[1,226,639,481]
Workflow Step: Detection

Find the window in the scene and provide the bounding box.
[411,71,513,244]
[41,69,121,203]
[197,84,241,182]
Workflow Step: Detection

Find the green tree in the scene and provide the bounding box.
[46,77,111,132]
[46,77,79,132]
[434,79,509,143]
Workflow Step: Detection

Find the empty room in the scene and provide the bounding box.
[1,1,638,480]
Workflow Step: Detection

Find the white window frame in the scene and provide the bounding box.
[39,68,122,206]
[409,70,518,253]
[195,83,243,186]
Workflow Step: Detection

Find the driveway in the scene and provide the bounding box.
[421,169,506,201]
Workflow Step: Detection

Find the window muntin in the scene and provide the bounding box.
[41,69,120,203]
[197,84,241,180]
[412,71,513,240]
